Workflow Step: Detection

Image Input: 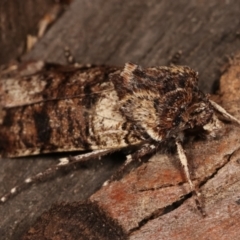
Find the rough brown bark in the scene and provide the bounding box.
[1,0,240,239]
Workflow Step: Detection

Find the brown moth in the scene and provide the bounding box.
[0,61,239,208]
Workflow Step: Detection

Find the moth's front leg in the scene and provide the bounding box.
[176,138,205,216]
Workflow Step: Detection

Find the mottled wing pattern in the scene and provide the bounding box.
[0,62,117,108]
[0,62,136,158]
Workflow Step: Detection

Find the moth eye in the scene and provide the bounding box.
[174,115,182,126]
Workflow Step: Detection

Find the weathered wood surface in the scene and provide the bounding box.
[1,0,240,239]
[0,0,55,65]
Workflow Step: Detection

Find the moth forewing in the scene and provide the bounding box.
[0,62,142,158]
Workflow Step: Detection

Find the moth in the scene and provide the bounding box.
[0,60,239,209]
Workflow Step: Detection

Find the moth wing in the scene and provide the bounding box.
[0,63,140,158]
[0,61,119,108]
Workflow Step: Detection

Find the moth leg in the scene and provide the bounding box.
[64,47,94,69]
[64,46,76,64]
[210,100,240,125]
[0,149,114,204]
[103,143,157,185]
[176,140,205,215]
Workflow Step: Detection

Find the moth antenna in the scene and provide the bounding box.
[103,143,158,185]
[176,140,205,216]
[210,100,240,125]
[103,154,135,186]
[0,149,114,204]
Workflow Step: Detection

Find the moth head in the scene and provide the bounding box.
[184,100,214,129]
[112,62,213,141]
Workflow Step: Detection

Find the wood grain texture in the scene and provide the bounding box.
[23,0,240,92]
[0,0,54,65]
[1,0,240,239]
